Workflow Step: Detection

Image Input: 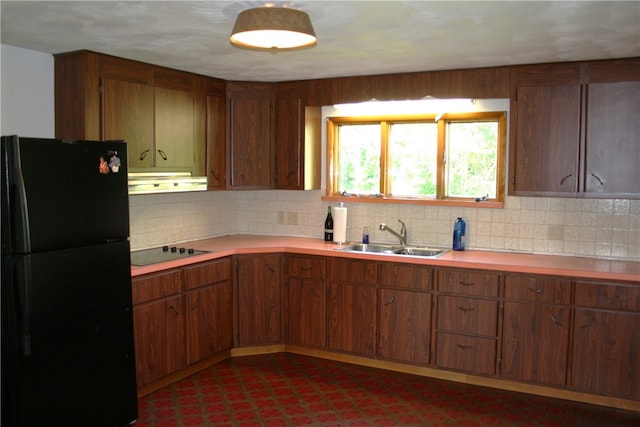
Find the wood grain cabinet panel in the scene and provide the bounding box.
[183,258,233,365]
[133,295,185,387]
[436,333,497,375]
[287,255,327,348]
[571,280,640,400]
[236,254,282,345]
[500,274,571,387]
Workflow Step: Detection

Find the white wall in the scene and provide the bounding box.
[3,45,638,260]
[1,44,54,137]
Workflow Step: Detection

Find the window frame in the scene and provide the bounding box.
[325,111,507,207]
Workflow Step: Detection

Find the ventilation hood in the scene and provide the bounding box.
[128,172,207,195]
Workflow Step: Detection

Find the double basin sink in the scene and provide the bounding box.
[337,243,449,258]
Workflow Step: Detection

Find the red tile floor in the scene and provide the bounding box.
[136,353,640,427]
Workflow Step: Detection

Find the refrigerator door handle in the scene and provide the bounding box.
[16,256,32,356]
[8,139,32,253]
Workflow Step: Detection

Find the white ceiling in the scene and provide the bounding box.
[1,1,639,82]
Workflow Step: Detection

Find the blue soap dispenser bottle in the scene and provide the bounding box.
[453,217,466,251]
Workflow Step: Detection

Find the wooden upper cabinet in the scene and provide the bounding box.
[102,78,155,168]
[274,82,322,190]
[226,81,274,189]
[510,58,640,198]
[584,80,640,195]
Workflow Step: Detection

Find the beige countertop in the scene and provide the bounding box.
[131,234,640,283]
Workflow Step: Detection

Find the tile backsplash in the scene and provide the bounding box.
[129,190,640,261]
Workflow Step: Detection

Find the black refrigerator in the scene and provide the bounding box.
[1,135,138,426]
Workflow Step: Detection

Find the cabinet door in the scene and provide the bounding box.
[327,283,377,356]
[103,78,154,168]
[207,93,226,189]
[501,302,570,386]
[378,288,431,364]
[185,281,232,365]
[227,82,273,189]
[132,295,185,387]
[236,254,282,345]
[287,277,326,348]
[585,81,640,195]
[155,87,195,170]
[571,309,640,400]
[513,84,581,194]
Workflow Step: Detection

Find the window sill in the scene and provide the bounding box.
[322,194,503,208]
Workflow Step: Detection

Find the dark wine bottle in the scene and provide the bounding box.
[324,206,334,241]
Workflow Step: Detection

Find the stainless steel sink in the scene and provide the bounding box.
[337,243,449,258]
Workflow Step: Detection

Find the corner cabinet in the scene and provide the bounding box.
[509,58,640,198]
[286,255,327,348]
[226,81,274,189]
[274,82,322,190]
[235,254,283,345]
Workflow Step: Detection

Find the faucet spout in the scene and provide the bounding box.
[379,219,407,246]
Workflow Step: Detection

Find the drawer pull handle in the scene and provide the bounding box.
[385,296,396,306]
[459,281,475,287]
[549,313,563,327]
[458,306,475,313]
[456,344,472,350]
[528,288,544,294]
[581,316,595,329]
[168,305,179,316]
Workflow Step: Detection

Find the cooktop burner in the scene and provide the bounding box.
[131,246,209,266]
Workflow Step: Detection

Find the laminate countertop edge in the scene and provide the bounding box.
[130,234,640,283]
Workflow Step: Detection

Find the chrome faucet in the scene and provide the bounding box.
[379,219,407,246]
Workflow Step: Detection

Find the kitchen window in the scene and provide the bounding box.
[326,111,507,205]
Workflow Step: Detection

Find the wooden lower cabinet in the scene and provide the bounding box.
[571,281,640,400]
[434,268,500,375]
[501,274,572,387]
[183,258,233,365]
[235,254,282,345]
[286,255,327,348]
[378,262,433,365]
[132,270,185,387]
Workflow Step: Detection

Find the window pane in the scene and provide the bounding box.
[389,123,437,196]
[446,121,498,198]
[338,124,380,194]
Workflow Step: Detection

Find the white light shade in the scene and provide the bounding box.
[230,7,317,50]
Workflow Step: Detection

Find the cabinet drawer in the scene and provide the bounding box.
[504,275,571,304]
[328,258,377,285]
[437,296,499,336]
[288,255,326,279]
[379,263,433,291]
[436,333,497,375]
[183,257,232,291]
[575,281,640,312]
[437,269,499,297]
[132,269,182,304]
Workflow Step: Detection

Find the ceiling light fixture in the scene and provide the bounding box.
[230,7,317,51]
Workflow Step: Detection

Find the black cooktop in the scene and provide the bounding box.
[131,246,209,266]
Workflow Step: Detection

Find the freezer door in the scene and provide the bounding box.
[6,240,137,427]
[1,136,129,254]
